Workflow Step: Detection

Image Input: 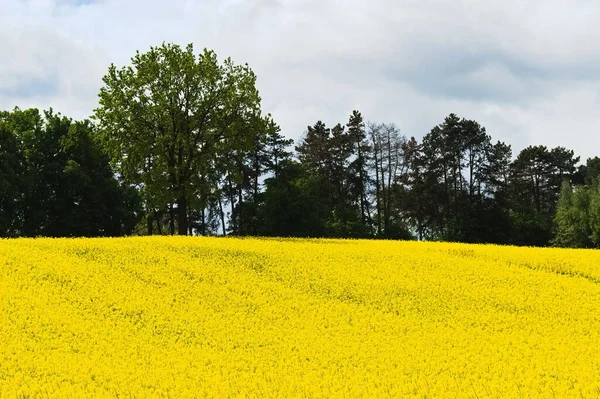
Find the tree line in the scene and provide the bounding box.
[0,108,140,237]
[0,42,598,247]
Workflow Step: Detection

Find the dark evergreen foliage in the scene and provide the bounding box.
[0,108,142,237]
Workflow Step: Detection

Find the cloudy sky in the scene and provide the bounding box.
[1,0,599,160]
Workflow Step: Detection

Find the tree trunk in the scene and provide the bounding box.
[380,146,388,234]
[253,157,260,202]
[169,203,175,235]
[147,213,153,235]
[201,208,206,236]
[373,143,382,236]
[358,151,366,225]
[237,185,243,236]
[218,196,226,236]
[227,175,236,235]
[363,191,372,226]
[177,196,187,235]
[533,172,540,214]
[154,210,163,235]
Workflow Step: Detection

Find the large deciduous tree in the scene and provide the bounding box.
[94,43,264,235]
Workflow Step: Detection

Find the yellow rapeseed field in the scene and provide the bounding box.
[1,237,600,398]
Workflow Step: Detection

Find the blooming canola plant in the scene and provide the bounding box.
[1,237,600,397]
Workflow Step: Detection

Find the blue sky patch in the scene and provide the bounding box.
[0,78,59,99]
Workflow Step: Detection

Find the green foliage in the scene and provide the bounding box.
[0,107,141,237]
[553,180,600,249]
[0,120,25,236]
[552,182,591,248]
[95,43,264,235]
[258,161,328,237]
[589,184,600,246]
[2,47,597,246]
[417,114,495,242]
[509,145,579,246]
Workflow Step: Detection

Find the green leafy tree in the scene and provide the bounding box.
[264,120,293,179]
[588,183,600,246]
[235,117,290,236]
[402,136,440,240]
[95,43,264,235]
[0,107,141,237]
[0,113,26,236]
[552,181,592,248]
[477,141,513,244]
[295,119,368,237]
[418,114,494,242]
[574,157,600,185]
[347,111,371,228]
[509,145,579,246]
[259,160,328,237]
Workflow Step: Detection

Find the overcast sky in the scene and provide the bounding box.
[1,0,599,161]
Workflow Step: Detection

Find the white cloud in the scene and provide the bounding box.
[1,0,599,160]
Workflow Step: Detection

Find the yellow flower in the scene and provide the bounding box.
[0,237,599,397]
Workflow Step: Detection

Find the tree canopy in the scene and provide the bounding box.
[94,43,267,235]
[0,107,141,237]
[0,42,598,248]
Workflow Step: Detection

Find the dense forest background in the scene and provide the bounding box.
[1,43,598,248]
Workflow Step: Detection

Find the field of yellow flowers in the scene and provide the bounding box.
[1,237,600,397]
